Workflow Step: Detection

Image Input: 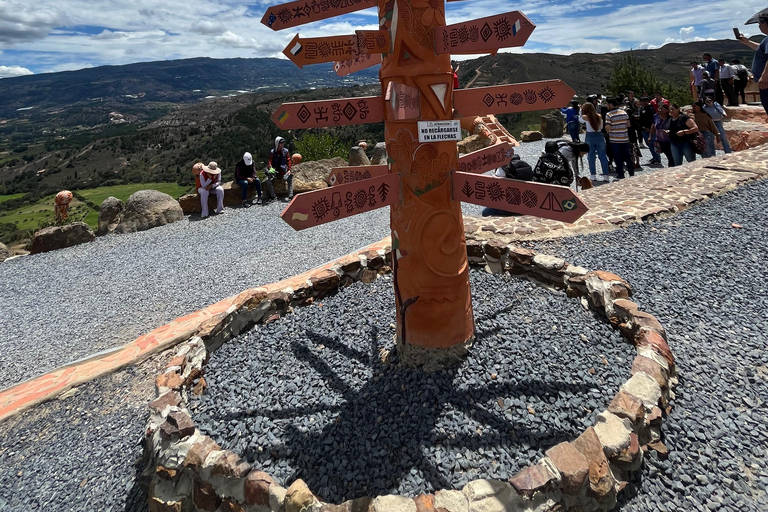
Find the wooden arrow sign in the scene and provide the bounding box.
[262,0,377,32]
[385,81,420,121]
[272,96,384,129]
[328,164,389,186]
[434,11,535,55]
[458,142,514,175]
[451,171,587,223]
[281,173,401,230]
[284,30,388,68]
[454,80,576,117]
[335,53,381,77]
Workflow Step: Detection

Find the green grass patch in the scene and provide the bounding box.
[77,182,191,206]
[0,193,26,204]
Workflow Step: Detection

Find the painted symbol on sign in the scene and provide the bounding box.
[524,89,537,104]
[434,11,535,55]
[272,96,383,129]
[488,182,503,201]
[462,181,473,198]
[562,198,577,211]
[506,187,520,205]
[261,0,377,32]
[539,86,556,103]
[453,80,577,117]
[522,190,537,208]
[313,197,331,221]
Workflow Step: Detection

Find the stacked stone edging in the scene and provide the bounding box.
[145,240,676,512]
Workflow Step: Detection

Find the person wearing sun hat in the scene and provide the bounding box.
[737,7,768,115]
[234,152,262,207]
[198,161,225,217]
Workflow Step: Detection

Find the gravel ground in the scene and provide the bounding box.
[0,353,166,512]
[531,179,768,511]
[191,270,635,502]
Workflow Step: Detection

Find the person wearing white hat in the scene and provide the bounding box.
[235,152,262,207]
[198,162,225,217]
[737,8,768,115]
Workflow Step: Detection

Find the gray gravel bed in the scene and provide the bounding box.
[190,269,635,502]
[0,353,164,512]
[531,178,768,511]
[0,199,391,388]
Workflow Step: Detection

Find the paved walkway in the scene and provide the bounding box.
[1,109,767,424]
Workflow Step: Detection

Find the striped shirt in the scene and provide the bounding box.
[605,108,630,143]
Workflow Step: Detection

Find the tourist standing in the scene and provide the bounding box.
[667,104,699,166]
[690,61,706,99]
[718,58,738,106]
[700,71,716,99]
[738,9,768,115]
[650,91,669,113]
[604,97,634,179]
[650,104,675,167]
[639,96,661,164]
[702,97,732,153]
[580,102,610,181]
[692,101,720,158]
[561,100,581,142]
[730,59,750,105]
[703,53,723,105]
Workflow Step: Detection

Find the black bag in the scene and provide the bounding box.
[690,132,706,155]
[736,66,749,81]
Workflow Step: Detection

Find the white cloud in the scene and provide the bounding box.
[0,1,67,44]
[92,30,130,40]
[214,30,258,49]
[0,65,33,77]
[191,19,226,35]
[679,26,695,37]
[638,42,658,50]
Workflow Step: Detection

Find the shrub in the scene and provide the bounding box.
[294,132,348,162]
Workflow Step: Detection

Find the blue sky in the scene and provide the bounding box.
[0,0,764,78]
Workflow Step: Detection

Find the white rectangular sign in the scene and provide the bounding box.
[418,120,462,142]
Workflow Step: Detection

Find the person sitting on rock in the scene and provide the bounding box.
[481,154,534,217]
[264,137,293,202]
[532,141,574,186]
[235,152,262,207]
[199,162,224,218]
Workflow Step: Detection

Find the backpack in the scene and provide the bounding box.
[736,65,749,81]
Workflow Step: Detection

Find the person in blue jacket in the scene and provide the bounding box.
[561,100,581,142]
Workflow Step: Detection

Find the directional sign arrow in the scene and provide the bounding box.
[451,171,588,223]
[453,80,576,117]
[272,96,384,130]
[335,53,381,77]
[281,173,401,230]
[385,81,420,121]
[458,142,514,175]
[283,31,388,68]
[328,164,389,187]
[434,11,535,55]
[262,0,377,32]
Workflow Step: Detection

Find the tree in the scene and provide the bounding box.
[607,53,691,105]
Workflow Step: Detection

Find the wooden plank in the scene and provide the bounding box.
[281,173,401,230]
[262,0,377,32]
[284,30,389,68]
[457,142,514,175]
[453,80,576,117]
[434,11,535,55]
[451,171,588,223]
[385,81,420,121]
[328,164,389,186]
[271,96,384,129]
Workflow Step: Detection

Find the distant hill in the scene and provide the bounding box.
[0,57,380,119]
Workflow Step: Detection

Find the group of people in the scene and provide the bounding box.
[690,55,751,107]
[194,137,294,218]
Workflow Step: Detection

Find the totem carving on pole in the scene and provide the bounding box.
[264,0,586,369]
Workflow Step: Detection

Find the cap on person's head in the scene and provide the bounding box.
[243,152,253,166]
[205,162,221,175]
[731,59,741,64]
[746,7,768,24]
[544,141,559,154]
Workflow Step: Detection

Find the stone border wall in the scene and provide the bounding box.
[144,241,676,512]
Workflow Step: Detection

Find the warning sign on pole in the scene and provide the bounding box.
[417,120,462,143]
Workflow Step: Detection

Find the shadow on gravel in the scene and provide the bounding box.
[124,453,150,512]
[221,324,596,502]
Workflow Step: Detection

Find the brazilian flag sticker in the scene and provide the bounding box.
[562,198,577,211]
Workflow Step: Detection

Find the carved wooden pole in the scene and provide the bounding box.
[378,0,475,369]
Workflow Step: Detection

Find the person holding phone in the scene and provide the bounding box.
[737,8,768,115]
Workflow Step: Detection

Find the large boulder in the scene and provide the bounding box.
[348,146,371,166]
[113,190,183,234]
[540,110,566,138]
[521,130,543,142]
[292,156,346,192]
[370,142,388,165]
[97,196,124,236]
[0,242,9,262]
[30,222,95,254]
